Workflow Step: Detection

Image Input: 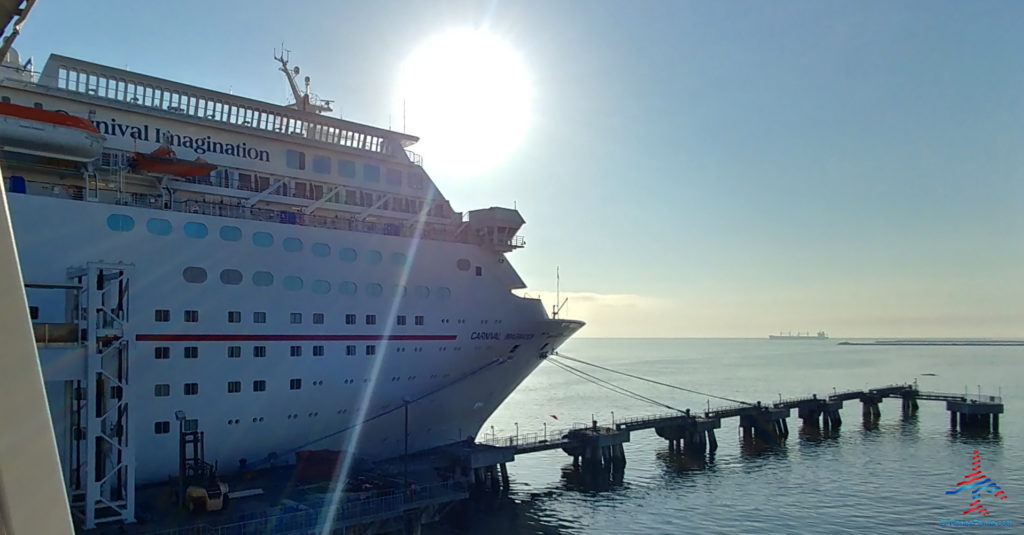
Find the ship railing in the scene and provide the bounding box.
[105,193,477,246]
[405,149,423,166]
[32,322,79,344]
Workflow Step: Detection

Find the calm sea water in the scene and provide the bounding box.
[439,338,1023,534]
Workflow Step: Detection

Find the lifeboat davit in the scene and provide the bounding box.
[0,102,106,162]
[130,145,218,178]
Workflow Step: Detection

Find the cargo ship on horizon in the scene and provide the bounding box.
[769,331,828,340]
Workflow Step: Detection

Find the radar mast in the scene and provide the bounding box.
[273,46,334,115]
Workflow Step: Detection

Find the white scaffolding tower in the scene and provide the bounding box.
[66,262,135,528]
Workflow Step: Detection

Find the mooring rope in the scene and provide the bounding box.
[547,357,686,413]
[551,352,755,406]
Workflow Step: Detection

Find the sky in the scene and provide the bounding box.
[15,1,1024,338]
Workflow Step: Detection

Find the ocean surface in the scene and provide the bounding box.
[438,338,1023,534]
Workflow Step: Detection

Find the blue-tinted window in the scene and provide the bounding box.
[312,243,331,258]
[253,232,274,247]
[363,164,380,182]
[312,155,331,174]
[184,222,208,239]
[219,225,242,241]
[366,283,383,297]
[286,149,306,170]
[386,168,403,186]
[311,280,331,294]
[220,269,243,285]
[283,276,303,291]
[391,252,407,267]
[339,281,357,295]
[407,174,424,190]
[436,287,452,300]
[146,218,172,236]
[182,267,207,283]
[366,250,382,265]
[283,237,303,252]
[393,285,407,297]
[252,271,274,286]
[414,285,430,299]
[338,159,357,178]
[339,248,357,262]
[106,214,135,232]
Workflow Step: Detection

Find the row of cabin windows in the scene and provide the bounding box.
[156,309,424,326]
[285,150,425,190]
[153,378,305,399]
[156,344,377,360]
[182,266,453,300]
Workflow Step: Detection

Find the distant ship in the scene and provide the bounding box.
[769,331,828,340]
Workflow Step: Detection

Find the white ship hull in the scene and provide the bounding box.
[12,189,580,485]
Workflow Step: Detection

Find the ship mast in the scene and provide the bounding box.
[273,46,333,115]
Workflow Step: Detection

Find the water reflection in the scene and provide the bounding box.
[738,436,789,460]
[655,449,715,475]
[948,427,1002,446]
[559,463,626,492]
[431,493,567,535]
[797,422,840,443]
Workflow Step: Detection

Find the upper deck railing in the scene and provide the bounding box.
[37,55,422,165]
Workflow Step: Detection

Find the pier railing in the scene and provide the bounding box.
[478,427,583,452]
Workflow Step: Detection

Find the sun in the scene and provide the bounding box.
[395,29,533,178]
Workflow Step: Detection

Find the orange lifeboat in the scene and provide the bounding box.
[0,102,106,161]
[130,145,218,178]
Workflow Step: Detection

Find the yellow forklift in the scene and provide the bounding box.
[175,412,229,513]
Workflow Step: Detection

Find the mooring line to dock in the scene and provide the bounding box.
[551,352,755,406]
[547,357,686,412]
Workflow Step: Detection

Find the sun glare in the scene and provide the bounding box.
[396,29,533,178]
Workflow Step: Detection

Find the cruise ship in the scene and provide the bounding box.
[0,49,583,527]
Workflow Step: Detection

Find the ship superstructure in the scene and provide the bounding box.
[0,50,583,528]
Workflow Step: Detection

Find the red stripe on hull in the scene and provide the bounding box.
[136,332,460,342]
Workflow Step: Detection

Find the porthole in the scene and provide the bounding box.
[366,283,383,297]
[312,242,331,258]
[339,247,358,262]
[219,225,242,241]
[219,269,243,285]
[366,250,382,265]
[436,287,452,299]
[184,222,208,239]
[252,231,274,247]
[339,281,357,296]
[182,266,207,284]
[106,214,135,232]
[391,252,408,267]
[283,237,303,252]
[146,218,172,236]
[312,280,331,294]
[393,285,407,297]
[252,271,274,287]
[283,276,303,291]
[414,285,430,299]
[456,258,471,271]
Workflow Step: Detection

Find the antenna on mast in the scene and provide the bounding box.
[273,45,334,115]
[552,266,568,318]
